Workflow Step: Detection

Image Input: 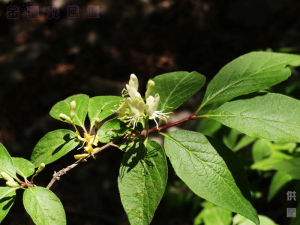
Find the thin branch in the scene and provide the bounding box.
[140,114,197,136]
[46,142,115,189]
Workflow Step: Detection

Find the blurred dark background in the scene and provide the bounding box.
[1,0,300,224]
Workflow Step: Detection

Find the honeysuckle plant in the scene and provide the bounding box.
[1,51,300,225]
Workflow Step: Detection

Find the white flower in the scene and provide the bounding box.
[126,74,141,98]
[117,74,170,129]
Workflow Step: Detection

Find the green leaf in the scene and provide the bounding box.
[233,214,278,225]
[0,143,16,179]
[163,130,259,224]
[233,136,256,152]
[97,118,127,143]
[270,158,300,179]
[223,129,240,150]
[23,186,66,225]
[12,157,35,179]
[88,96,123,127]
[151,71,206,112]
[0,187,17,223]
[268,172,292,201]
[200,51,300,110]
[206,93,300,143]
[196,118,222,136]
[252,140,272,163]
[31,129,79,167]
[194,202,232,225]
[50,94,89,127]
[118,141,168,225]
[251,151,292,171]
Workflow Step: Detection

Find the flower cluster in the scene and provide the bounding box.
[117,74,169,129]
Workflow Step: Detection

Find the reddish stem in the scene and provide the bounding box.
[140,115,197,136]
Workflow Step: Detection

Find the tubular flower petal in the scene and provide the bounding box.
[126,74,141,98]
[117,74,171,128]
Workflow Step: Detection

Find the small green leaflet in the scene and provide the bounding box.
[31,129,79,167]
[50,94,89,128]
[88,96,123,127]
[199,51,300,110]
[0,187,17,223]
[23,186,66,225]
[206,93,300,143]
[118,141,168,225]
[151,71,206,112]
[163,130,259,224]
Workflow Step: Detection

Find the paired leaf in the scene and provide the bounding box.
[0,187,17,223]
[97,118,127,143]
[151,71,206,112]
[268,172,292,201]
[31,129,79,167]
[23,186,66,225]
[0,143,16,179]
[206,93,300,143]
[50,94,89,127]
[88,96,123,127]
[118,141,168,225]
[163,130,259,224]
[12,157,35,179]
[194,202,232,225]
[200,51,300,109]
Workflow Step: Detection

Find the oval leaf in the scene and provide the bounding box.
[151,71,206,112]
[0,187,16,223]
[206,93,300,143]
[118,141,168,225]
[200,51,300,110]
[12,157,35,179]
[23,186,66,225]
[50,94,89,127]
[97,118,127,143]
[88,96,123,127]
[0,143,16,178]
[31,129,79,167]
[163,130,259,225]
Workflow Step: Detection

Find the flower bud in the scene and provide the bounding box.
[145,80,155,99]
[74,153,89,160]
[36,163,45,174]
[59,113,71,121]
[1,172,13,182]
[6,180,19,188]
[70,101,76,119]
